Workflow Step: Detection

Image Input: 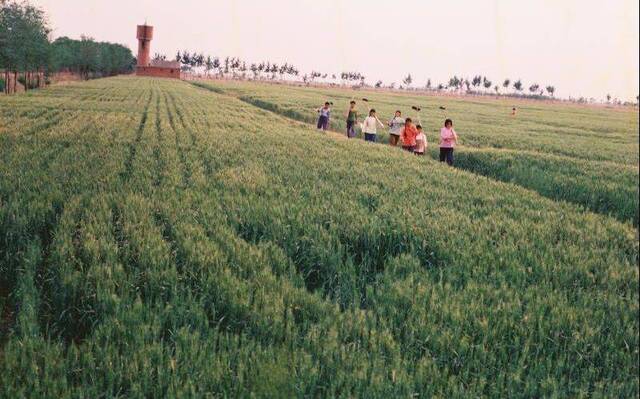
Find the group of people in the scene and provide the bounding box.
[316,100,459,166]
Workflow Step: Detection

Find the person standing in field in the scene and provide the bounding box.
[399,117,418,152]
[361,109,384,142]
[345,101,358,138]
[388,110,405,146]
[414,125,427,155]
[439,118,458,165]
[317,102,331,131]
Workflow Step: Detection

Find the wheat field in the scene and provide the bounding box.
[0,77,637,398]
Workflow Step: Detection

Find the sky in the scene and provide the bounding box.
[32,0,639,101]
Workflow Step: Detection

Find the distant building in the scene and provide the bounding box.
[136,24,181,79]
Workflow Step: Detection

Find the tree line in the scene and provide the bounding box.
[0,0,134,94]
[174,49,560,99]
[178,49,636,104]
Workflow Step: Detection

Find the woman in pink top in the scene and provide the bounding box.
[439,118,458,166]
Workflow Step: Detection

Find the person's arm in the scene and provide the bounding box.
[452,129,459,143]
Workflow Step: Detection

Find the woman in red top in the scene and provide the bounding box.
[399,118,418,152]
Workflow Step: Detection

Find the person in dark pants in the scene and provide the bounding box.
[387,110,404,146]
[345,101,358,138]
[317,102,331,131]
[362,109,384,142]
[439,118,458,166]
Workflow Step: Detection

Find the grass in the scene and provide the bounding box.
[0,77,638,398]
[193,80,639,225]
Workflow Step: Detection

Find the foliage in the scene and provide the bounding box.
[513,79,523,92]
[0,0,133,94]
[49,36,135,77]
[0,0,50,72]
[402,73,412,87]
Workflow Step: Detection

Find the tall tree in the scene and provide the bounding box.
[546,85,555,96]
[205,55,213,76]
[483,77,492,90]
[513,79,523,93]
[403,73,412,89]
[0,0,50,93]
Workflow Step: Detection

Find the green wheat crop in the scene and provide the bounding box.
[0,77,637,398]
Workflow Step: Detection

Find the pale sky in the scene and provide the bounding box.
[33,0,639,101]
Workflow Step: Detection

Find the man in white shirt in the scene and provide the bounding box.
[361,109,384,142]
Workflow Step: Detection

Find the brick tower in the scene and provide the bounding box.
[136,24,153,67]
[135,24,180,79]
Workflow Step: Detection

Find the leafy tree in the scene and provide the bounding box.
[606,94,611,103]
[402,73,412,88]
[278,63,287,79]
[0,0,50,92]
[194,53,205,69]
[49,36,134,79]
[181,51,191,68]
[529,83,539,94]
[470,75,484,90]
[546,86,555,96]
[483,77,492,90]
[503,79,510,89]
[448,76,461,90]
[204,55,213,76]
[374,80,382,88]
[513,79,523,93]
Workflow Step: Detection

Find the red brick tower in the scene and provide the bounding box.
[135,24,180,79]
[136,25,153,67]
